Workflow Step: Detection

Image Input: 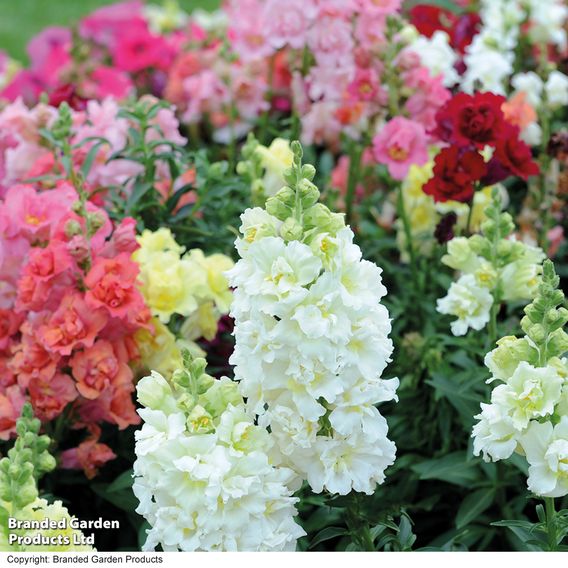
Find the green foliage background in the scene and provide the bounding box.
[0,0,221,61]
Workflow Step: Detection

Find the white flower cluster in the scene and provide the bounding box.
[462,0,567,95]
[472,261,568,498]
[228,145,398,496]
[406,30,459,87]
[512,71,568,112]
[437,199,545,336]
[133,360,305,551]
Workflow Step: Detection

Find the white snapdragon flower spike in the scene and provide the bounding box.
[544,71,568,109]
[407,31,459,87]
[437,194,545,337]
[228,143,398,495]
[472,402,519,462]
[133,358,305,551]
[511,72,544,108]
[472,261,568,498]
[436,274,493,336]
[522,418,568,498]
[490,362,563,429]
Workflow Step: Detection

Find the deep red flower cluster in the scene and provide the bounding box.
[409,4,481,54]
[424,92,540,203]
[0,182,151,477]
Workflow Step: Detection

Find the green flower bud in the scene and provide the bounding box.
[291,140,303,160]
[64,219,82,238]
[36,453,56,475]
[304,203,332,229]
[137,371,178,413]
[14,482,38,509]
[88,211,106,235]
[485,336,539,381]
[199,377,241,420]
[298,178,319,208]
[527,323,546,345]
[468,234,491,258]
[280,217,304,241]
[301,164,316,181]
[282,167,297,187]
[547,329,568,359]
[266,194,293,221]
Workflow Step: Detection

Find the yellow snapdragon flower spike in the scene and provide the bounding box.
[256,138,295,197]
[135,319,184,378]
[1,499,93,552]
[137,250,203,323]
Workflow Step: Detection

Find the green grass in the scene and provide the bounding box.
[0,0,220,61]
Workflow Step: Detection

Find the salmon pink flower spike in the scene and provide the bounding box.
[37,293,108,356]
[84,253,146,323]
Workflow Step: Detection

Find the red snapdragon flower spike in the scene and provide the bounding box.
[409,5,457,39]
[48,83,88,111]
[409,5,480,54]
[493,124,540,181]
[423,146,487,203]
[434,92,507,148]
[451,12,481,54]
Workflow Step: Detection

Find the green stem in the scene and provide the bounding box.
[545,497,557,551]
[259,54,276,144]
[465,198,474,236]
[227,103,238,172]
[488,302,498,349]
[345,142,362,227]
[346,494,375,551]
[397,184,421,295]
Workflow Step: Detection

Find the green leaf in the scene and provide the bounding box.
[412,452,482,487]
[126,180,154,214]
[106,469,134,493]
[456,488,495,528]
[492,520,546,551]
[309,526,347,549]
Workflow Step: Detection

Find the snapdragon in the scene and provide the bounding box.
[228,141,398,496]
[437,190,545,336]
[132,351,305,551]
[0,404,92,552]
[471,260,568,500]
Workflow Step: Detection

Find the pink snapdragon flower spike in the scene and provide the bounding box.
[265,0,318,50]
[226,0,273,62]
[372,117,429,180]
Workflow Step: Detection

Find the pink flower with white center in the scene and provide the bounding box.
[265,0,318,50]
[308,15,354,68]
[226,0,274,62]
[372,117,429,180]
